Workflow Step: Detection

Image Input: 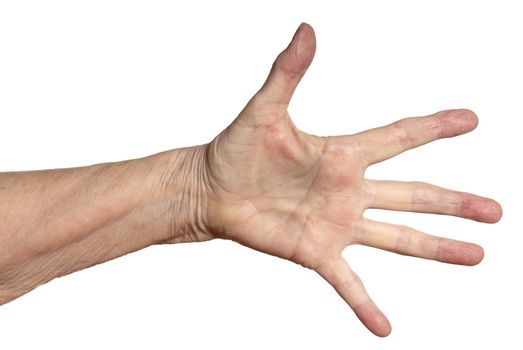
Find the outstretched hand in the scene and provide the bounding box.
[195,23,501,336]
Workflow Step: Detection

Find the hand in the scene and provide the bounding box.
[197,23,502,336]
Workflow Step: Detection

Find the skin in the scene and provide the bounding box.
[0,23,502,337]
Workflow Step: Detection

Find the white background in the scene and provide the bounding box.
[0,1,521,348]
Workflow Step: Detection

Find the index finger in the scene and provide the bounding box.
[352,109,478,165]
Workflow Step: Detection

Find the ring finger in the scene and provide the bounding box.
[356,219,484,265]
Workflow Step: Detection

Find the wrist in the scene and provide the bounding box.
[152,145,213,244]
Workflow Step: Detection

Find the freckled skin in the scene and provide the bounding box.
[0,23,502,338]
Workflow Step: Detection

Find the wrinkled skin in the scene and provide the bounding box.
[0,23,502,338]
[192,24,502,336]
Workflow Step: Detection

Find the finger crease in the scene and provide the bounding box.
[395,226,412,253]
[392,121,412,150]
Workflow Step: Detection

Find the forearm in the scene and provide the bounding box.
[0,146,210,304]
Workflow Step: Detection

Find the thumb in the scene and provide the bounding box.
[256,23,316,105]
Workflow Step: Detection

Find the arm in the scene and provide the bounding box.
[0,147,208,302]
[0,23,502,337]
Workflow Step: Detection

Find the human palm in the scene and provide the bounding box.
[201,23,502,337]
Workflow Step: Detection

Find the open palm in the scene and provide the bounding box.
[202,23,502,337]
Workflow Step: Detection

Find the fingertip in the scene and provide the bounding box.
[372,313,392,337]
[454,108,479,130]
[355,302,392,337]
[485,199,503,223]
[466,243,485,266]
[463,196,503,223]
[437,240,485,266]
[437,109,479,137]
[256,22,316,105]
[460,108,479,130]
[297,22,315,37]
[280,22,316,79]
[295,22,315,45]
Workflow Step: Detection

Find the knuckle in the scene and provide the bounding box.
[333,135,368,167]
[432,236,445,261]
[395,225,412,253]
[410,183,429,210]
[337,272,361,292]
[392,119,413,149]
[429,113,445,138]
[437,190,465,216]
